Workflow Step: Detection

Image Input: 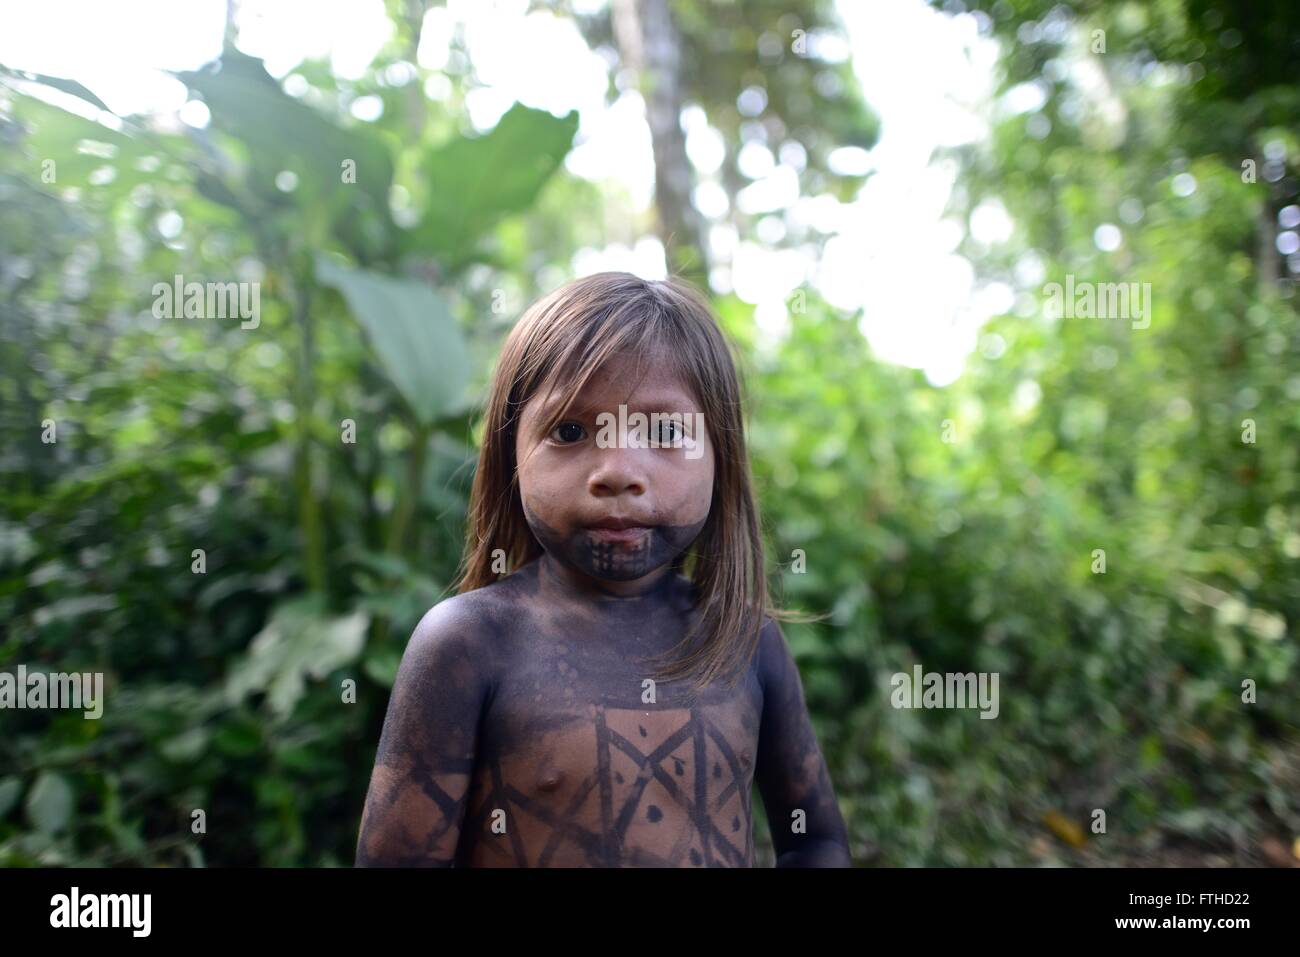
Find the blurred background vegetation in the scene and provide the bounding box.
[1,0,1297,866]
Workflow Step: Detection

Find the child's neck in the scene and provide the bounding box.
[535,550,679,604]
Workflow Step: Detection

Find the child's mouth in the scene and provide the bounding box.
[586,525,650,544]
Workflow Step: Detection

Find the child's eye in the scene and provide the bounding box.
[549,421,587,444]
[655,419,682,443]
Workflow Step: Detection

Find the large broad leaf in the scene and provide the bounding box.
[0,65,110,112]
[404,102,578,264]
[6,94,163,195]
[178,53,393,241]
[0,776,23,819]
[24,772,73,834]
[225,596,369,718]
[316,255,472,425]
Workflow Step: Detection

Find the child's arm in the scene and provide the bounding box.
[355,600,491,866]
[754,619,852,867]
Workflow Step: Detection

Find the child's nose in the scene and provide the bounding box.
[587,445,648,497]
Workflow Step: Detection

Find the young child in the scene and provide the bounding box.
[356,271,850,867]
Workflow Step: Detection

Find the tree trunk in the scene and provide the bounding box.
[612,0,709,286]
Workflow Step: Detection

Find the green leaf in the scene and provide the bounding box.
[225,596,370,717]
[213,719,262,758]
[0,777,22,819]
[24,772,74,834]
[0,66,111,111]
[362,647,402,688]
[316,256,472,425]
[7,94,163,194]
[178,52,393,245]
[405,102,578,264]
[160,726,210,763]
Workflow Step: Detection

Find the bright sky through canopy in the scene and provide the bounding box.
[0,0,1003,385]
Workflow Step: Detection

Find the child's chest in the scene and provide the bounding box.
[461,625,764,867]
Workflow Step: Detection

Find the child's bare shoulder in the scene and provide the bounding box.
[404,573,532,666]
[753,615,784,670]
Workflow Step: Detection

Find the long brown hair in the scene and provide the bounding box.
[452,271,816,695]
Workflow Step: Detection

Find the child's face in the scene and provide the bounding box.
[515,350,714,595]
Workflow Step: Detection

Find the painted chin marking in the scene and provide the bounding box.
[573,518,708,581]
[580,527,658,579]
[524,505,706,583]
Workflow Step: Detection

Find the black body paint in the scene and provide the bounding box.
[355,557,851,867]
